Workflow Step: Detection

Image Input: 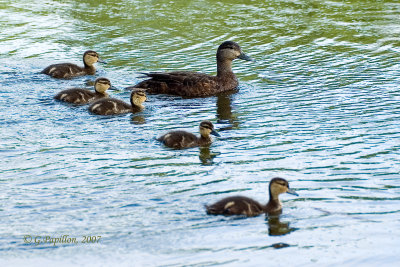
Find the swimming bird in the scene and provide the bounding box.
[41,50,106,79]
[157,120,220,149]
[88,89,146,115]
[126,41,252,97]
[206,177,298,217]
[54,77,111,104]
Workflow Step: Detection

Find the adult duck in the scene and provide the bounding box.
[126,41,252,97]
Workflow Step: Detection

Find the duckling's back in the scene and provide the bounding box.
[206,196,264,217]
[89,98,132,115]
[54,88,104,104]
[42,63,85,79]
[157,130,199,149]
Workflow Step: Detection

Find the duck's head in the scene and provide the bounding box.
[83,50,106,66]
[199,120,220,138]
[94,77,111,94]
[130,89,147,108]
[269,177,298,199]
[217,41,253,62]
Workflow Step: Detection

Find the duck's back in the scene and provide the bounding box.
[42,63,86,79]
[206,196,264,217]
[89,98,132,115]
[54,88,104,104]
[133,71,235,97]
[157,130,199,149]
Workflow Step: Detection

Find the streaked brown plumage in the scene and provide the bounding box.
[126,41,252,97]
[54,77,111,104]
[157,120,220,149]
[41,50,106,79]
[88,89,146,115]
[206,177,298,217]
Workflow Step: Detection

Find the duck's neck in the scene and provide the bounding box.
[216,59,234,77]
[265,190,282,213]
[130,99,144,111]
[95,91,108,97]
[198,135,212,146]
[84,62,96,75]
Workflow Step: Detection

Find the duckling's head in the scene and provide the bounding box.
[199,121,220,138]
[217,41,252,62]
[94,77,111,94]
[269,177,298,200]
[83,50,105,66]
[130,89,147,109]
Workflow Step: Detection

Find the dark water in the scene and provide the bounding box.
[1,0,400,266]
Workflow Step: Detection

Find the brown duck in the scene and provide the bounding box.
[206,177,298,217]
[54,77,111,104]
[41,50,106,79]
[126,41,252,97]
[157,120,220,149]
[88,89,146,115]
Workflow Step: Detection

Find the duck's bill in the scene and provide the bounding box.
[109,85,119,90]
[98,58,107,64]
[238,52,253,61]
[211,130,221,137]
[287,188,299,196]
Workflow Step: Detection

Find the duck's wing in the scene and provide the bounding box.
[132,71,219,97]
[157,130,198,149]
[206,196,264,217]
[42,63,84,79]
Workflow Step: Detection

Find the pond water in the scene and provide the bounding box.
[1,0,400,266]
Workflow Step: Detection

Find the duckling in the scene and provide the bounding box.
[41,50,105,79]
[126,41,252,97]
[54,77,111,104]
[157,120,220,149]
[206,177,298,217]
[88,89,146,115]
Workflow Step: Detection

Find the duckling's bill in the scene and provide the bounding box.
[97,58,107,64]
[287,188,298,196]
[211,129,220,137]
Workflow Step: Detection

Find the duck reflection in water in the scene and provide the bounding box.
[199,147,220,165]
[131,114,146,124]
[216,92,239,131]
[266,213,297,236]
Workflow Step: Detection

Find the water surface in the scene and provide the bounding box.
[1,0,400,266]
